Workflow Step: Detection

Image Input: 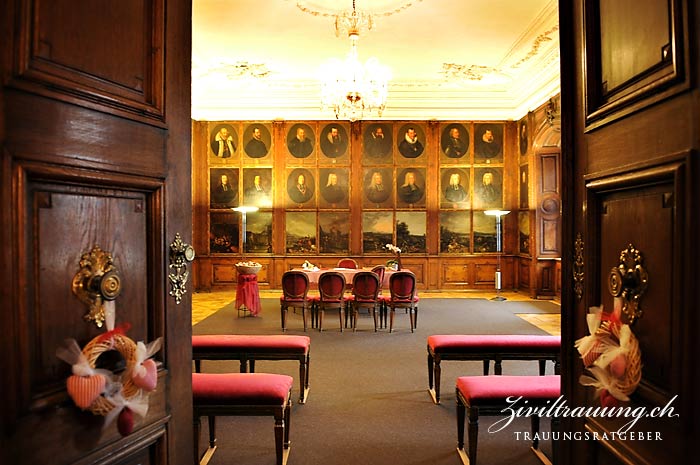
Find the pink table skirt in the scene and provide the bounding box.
[236,273,261,316]
[292,267,406,289]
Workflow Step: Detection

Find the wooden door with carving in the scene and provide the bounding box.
[0,1,193,465]
[560,0,697,464]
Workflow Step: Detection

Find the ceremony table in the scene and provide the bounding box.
[235,273,261,316]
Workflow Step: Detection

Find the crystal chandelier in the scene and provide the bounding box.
[319,0,391,121]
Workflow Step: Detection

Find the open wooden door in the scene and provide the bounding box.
[0,1,193,464]
[560,0,698,463]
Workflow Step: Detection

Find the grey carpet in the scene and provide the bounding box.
[193,298,559,465]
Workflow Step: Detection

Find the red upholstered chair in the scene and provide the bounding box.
[380,271,419,333]
[280,270,314,331]
[370,265,386,288]
[337,258,359,269]
[317,271,348,332]
[347,271,381,331]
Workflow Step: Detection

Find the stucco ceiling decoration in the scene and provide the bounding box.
[291,0,422,20]
[191,0,561,121]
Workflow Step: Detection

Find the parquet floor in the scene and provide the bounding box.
[192,289,560,335]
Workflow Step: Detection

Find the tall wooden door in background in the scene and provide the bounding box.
[0,1,193,464]
[560,0,697,463]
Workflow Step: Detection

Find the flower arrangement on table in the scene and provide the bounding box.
[236,260,262,275]
[575,301,642,407]
[385,243,402,270]
[301,260,319,271]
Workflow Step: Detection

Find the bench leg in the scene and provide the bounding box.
[248,359,255,373]
[482,359,490,376]
[554,359,561,375]
[434,358,442,404]
[531,415,540,449]
[207,416,216,449]
[539,359,546,376]
[427,352,434,390]
[284,398,291,448]
[298,356,309,404]
[193,416,201,465]
[274,411,284,465]
[456,393,465,451]
[194,360,202,373]
[468,406,479,465]
[494,358,503,375]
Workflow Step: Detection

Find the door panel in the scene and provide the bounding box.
[1,1,192,464]
[560,0,696,463]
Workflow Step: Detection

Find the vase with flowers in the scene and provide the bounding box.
[385,243,402,270]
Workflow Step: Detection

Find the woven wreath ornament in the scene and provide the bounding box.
[57,326,162,436]
[575,302,642,407]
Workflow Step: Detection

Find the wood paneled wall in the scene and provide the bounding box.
[192,116,559,293]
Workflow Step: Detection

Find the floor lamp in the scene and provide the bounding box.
[232,206,260,316]
[484,210,510,301]
[232,205,259,257]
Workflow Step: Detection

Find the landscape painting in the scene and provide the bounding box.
[319,212,350,254]
[362,211,393,254]
[285,212,317,254]
[472,211,497,253]
[439,211,471,254]
[396,211,426,254]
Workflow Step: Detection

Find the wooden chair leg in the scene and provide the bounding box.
[281,306,287,331]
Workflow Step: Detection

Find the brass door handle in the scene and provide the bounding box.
[607,243,648,325]
[72,245,122,328]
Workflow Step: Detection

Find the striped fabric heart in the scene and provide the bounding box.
[132,359,158,391]
[66,374,106,409]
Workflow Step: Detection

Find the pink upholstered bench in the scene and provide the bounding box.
[192,372,293,465]
[427,334,561,404]
[456,375,560,465]
[192,334,311,403]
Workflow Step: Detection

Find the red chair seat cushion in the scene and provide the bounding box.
[428,335,560,354]
[192,372,293,405]
[280,296,308,303]
[457,375,560,406]
[378,295,419,303]
[192,335,311,355]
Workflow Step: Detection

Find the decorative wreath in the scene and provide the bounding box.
[57,325,162,436]
[575,302,642,407]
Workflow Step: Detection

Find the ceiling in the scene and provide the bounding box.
[191,0,560,122]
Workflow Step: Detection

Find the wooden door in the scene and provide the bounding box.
[560,0,697,463]
[0,1,193,464]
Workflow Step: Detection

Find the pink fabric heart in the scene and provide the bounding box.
[66,374,106,409]
[609,354,627,379]
[132,359,158,391]
[599,389,618,408]
[118,407,134,436]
